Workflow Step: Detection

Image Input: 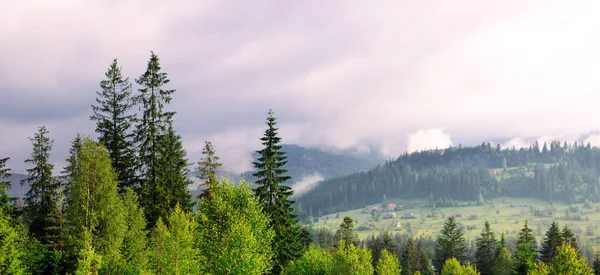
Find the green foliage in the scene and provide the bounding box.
[401,238,431,275]
[546,243,593,275]
[196,178,274,275]
[593,250,600,275]
[134,51,189,227]
[252,110,302,273]
[561,225,577,251]
[441,258,479,275]
[75,233,102,275]
[540,221,561,263]
[63,137,127,272]
[434,217,467,271]
[149,205,201,275]
[514,243,535,275]
[118,189,148,273]
[284,244,332,275]
[376,249,401,275]
[528,262,549,275]
[474,221,496,275]
[0,156,12,215]
[90,58,137,193]
[21,126,61,248]
[331,241,373,275]
[0,209,25,274]
[491,247,512,275]
[196,141,222,199]
[337,216,358,249]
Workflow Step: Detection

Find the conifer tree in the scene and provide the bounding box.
[134,51,187,226]
[540,221,561,263]
[154,125,193,215]
[496,233,507,258]
[475,221,496,275]
[492,247,512,275]
[196,141,222,199]
[434,217,467,272]
[252,110,302,273]
[0,155,12,215]
[561,225,577,251]
[90,59,137,193]
[337,216,358,249]
[376,249,401,275]
[593,250,600,275]
[514,221,536,275]
[21,126,61,248]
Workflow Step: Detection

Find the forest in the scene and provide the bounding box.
[296,140,600,218]
[1,52,600,274]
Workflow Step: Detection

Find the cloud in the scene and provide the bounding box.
[407,129,453,153]
[2,0,600,174]
[291,174,324,198]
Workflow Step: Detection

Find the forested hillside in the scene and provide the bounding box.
[296,141,600,218]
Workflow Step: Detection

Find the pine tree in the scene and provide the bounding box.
[63,137,127,272]
[337,216,358,249]
[474,221,496,275]
[0,155,12,215]
[252,110,302,273]
[514,221,536,275]
[496,233,507,258]
[434,217,467,271]
[593,250,600,275]
[133,51,181,227]
[154,125,193,216]
[492,247,512,275]
[196,141,222,200]
[21,126,61,248]
[561,225,577,251]
[540,221,561,263]
[90,59,137,193]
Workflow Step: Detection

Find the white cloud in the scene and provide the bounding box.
[291,174,324,198]
[406,129,453,153]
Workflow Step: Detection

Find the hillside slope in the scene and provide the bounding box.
[295,141,600,218]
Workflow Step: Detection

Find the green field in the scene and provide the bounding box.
[307,197,600,246]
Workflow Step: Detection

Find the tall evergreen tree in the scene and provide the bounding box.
[492,247,512,275]
[514,221,536,275]
[496,233,507,258]
[434,217,467,272]
[90,58,137,193]
[475,221,496,275]
[0,155,12,215]
[252,110,302,273]
[337,216,358,249]
[21,126,61,248]
[540,221,561,263]
[196,141,222,199]
[133,51,182,226]
[154,125,193,216]
[561,225,577,251]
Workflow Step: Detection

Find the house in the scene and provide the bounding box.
[469,213,478,220]
[512,212,521,217]
[402,213,415,219]
[454,213,463,218]
[387,211,397,218]
[387,203,397,211]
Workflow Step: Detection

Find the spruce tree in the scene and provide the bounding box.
[561,225,577,251]
[514,220,536,275]
[196,141,222,199]
[540,221,561,263]
[475,221,496,275]
[337,216,358,249]
[434,217,467,272]
[0,155,12,215]
[252,110,302,273]
[492,247,513,275]
[21,126,61,248]
[154,125,193,216]
[133,51,183,226]
[496,233,507,258]
[593,250,600,275]
[402,238,420,275]
[90,59,137,193]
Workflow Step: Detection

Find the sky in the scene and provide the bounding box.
[2,0,600,174]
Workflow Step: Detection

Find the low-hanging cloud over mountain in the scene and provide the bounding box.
[3,0,600,174]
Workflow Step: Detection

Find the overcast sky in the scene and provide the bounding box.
[2,0,600,174]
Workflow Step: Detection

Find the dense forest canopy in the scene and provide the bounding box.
[296,141,600,218]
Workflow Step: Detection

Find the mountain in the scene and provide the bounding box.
[239,144,384,191]
[295,141,600,218]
